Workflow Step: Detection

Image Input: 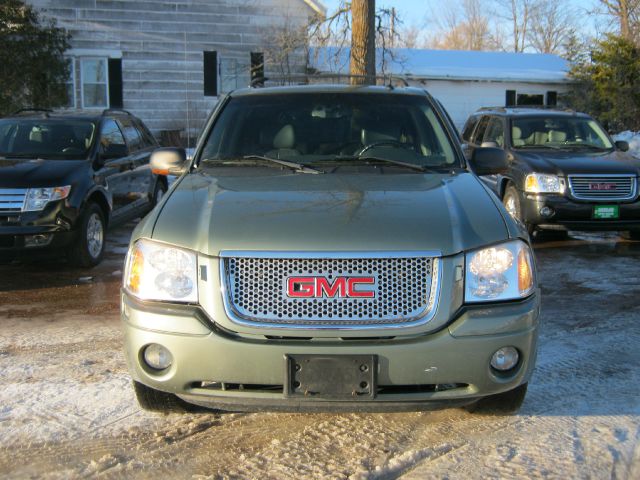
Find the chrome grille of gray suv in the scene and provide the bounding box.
[220,253,440,329]
[568,175,637,201]
[0,189,27,212]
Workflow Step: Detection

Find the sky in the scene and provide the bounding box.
[318,0,605,45]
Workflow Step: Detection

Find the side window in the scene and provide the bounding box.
[461,116,479,142]
[472,116,491,145]
[133,118,157,148]
[117,117,143,152]
[483,117,505,147]
[99,119,126,152]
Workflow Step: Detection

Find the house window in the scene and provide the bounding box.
[81,58,109,108]
[220,57,250,94]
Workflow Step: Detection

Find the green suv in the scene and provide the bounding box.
[122,85,540,413]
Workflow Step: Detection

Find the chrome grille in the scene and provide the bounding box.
[568,175,637,201]
[0,189,27,212]
[221,253,440,329]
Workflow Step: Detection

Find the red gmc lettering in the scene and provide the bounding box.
[287,277,375,298]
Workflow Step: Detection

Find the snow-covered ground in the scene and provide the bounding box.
[613,131,640,159]
[0,226,639,478]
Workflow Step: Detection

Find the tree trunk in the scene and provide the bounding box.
[350,0,376,85]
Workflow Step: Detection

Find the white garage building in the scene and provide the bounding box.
[309,48,570,130]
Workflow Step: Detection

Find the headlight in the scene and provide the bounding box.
[123,238,198,303]
[465,240,535,303]
[524,174,565,194]
[24,186,71,211]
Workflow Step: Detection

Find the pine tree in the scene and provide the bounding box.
[0,0,71,115]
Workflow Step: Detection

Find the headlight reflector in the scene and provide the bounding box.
[465,240,535,303]
[24,186,71,211]
[524,174,565,194]
[124,239,198,303]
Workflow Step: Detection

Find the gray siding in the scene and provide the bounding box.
[28,0,318,136]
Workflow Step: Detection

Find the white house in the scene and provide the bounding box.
[310,48,571,130]
[27,0,326,139]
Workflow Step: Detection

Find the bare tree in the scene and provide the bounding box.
[493,0,535,52]
[308,1,403,82]
[596,0,640,42]
[527,1,576,54]
[427,0,500,50]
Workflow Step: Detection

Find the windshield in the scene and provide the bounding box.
[0,118,96,159]
[511,116,613,150]
[199,93,459,169]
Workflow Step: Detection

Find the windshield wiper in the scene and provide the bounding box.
[562,143,609,151]
[516,144,562,150]
[332,154,432,172]
[242,155,323,174]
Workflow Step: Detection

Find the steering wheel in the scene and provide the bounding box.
[355,140,415,157]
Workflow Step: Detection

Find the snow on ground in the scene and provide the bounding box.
[613,131,640,158]
[0,226,639,478]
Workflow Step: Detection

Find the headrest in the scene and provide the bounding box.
[360,124,401,146]
[512,126,522,140]
[273,124,295,149]
[548,130,567,142]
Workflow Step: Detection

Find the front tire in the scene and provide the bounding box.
[503,185,535,236]
[68,203,106,267]
[133,381,189,413]
[469,383,528,414]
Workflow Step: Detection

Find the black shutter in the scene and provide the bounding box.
[204,51,218,96]
[505,90,516,107]
[546,91,558,106]
[108,58,123,108]
[250,52,264,86]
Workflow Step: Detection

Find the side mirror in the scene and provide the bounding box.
[151,147,188,175]
[615,140,630,152]
[101,143,128,160]
[470,147,509,176]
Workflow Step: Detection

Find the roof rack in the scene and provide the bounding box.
[249,73,411,89]
[102,108,133,116]
[479,105,575,113]
[12,108,53,116]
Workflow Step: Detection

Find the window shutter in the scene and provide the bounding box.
[505,90,516,107]
[546,91,558,106]
[250,52,264,86]
[108,58,123,108]
[204,51,218,96]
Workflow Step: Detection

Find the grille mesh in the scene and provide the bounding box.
[568,176,636,200]
[223,256,438,327]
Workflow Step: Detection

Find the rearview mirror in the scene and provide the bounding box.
[151,147,188,175]
[469,147,508,176]
[615,140,630,152]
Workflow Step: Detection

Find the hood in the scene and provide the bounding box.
[151,169,509,257]
[514,149,640,176]
[0,158,88,188]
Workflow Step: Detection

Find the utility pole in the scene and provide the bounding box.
[349,0,376,85]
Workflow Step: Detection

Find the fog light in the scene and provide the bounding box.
[539,206,554,218]
[491,347,519,371]
[143,344,173,370]
[24,234,53,247]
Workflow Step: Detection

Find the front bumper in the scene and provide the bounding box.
[0,202,79,255]
[122,292,540,412]
[521,192,640,231]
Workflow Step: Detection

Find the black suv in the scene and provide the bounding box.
[462,107,640,238]
[0,109,167,266]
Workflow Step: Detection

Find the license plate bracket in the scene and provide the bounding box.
[593,205,619,219]
[285,354,376,399]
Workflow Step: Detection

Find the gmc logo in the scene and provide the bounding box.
[286,276,376,299]
[589,183,617,191]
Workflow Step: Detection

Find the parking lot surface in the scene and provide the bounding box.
[0,224,639,479]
